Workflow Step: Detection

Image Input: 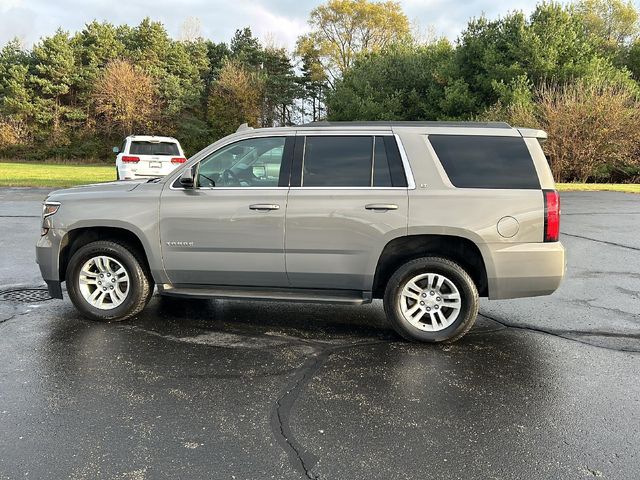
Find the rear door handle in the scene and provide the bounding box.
[365,203,398,211]
[249,204,280,211]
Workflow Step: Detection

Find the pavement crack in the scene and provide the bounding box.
[480,311,640,353]
[561,232,640,251]
[0,308,32,327]
[0,314,17,325]
[270,340,385,480]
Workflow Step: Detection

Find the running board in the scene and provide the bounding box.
[158,284,372,305]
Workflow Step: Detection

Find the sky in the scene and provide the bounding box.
[0,0,578,50]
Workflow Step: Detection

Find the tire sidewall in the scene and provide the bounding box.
[384,257,478,342]
[66,242,146,321]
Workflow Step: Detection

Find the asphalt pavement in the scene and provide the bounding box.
[0,188,638,479]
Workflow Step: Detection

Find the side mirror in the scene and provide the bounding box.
[179,166,195,188]
[112,146,120,154]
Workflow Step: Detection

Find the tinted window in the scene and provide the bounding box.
[373,137,392,187]
[130,141,180,156]
[303,136,372,187]
[429,135,540,189]
[197,136,286,188]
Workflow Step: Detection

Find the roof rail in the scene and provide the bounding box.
[237,123,254,133]
[297,120,512,129]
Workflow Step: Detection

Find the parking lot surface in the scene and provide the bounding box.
[1,188,639,479]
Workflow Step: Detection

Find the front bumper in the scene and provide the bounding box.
[36,228,64,298]
[485,241,566,300]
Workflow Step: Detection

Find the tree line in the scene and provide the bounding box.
[1,0,639,182]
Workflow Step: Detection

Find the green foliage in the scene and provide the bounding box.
[0,21,306,160]
[327,40,466,120]
[2,0,640,185]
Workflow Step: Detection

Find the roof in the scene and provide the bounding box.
[297,121,512,129]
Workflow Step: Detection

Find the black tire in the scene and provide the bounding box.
[383,257,479,343]
[66,240,154,322]
[116,167,120,180]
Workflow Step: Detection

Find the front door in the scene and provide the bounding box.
[285,134,410,292]
[160,135,294,286]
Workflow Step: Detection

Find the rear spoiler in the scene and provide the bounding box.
[517,128,548,143]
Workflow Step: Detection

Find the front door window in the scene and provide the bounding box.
[197,137,286,188]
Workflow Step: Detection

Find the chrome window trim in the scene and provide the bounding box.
[167,130,416,191]
[189,187,290,191]
[394,133,416,190]
[289,187,407,191]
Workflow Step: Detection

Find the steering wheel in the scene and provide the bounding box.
[221,169,241,186]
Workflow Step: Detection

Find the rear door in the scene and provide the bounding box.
[285,133,410,292]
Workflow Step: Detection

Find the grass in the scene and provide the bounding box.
[556,183,640,193]
[0,162,115,188]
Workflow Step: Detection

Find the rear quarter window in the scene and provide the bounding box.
[428,135,540,189]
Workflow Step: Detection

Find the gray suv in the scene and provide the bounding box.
[36,121,565,343]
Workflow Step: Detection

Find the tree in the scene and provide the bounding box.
[326,40,468,120]
[207,59,263,138]
[230,27,263,69]
[261,47,300,126]
[574,0,639,50]
[93,59,157,136]
[0,39,32,145]
[299,0,411,82]
[29,29,80,141]
[179,17,203,42]
[296,36,328,121]
[454,2,630,111]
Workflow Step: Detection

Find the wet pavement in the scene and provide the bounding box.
[0,188,639,479]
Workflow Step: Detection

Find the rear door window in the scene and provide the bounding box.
[299,136,408,188]
[130,141,180,156]
[302,136,372,187]
[428,135,540,189]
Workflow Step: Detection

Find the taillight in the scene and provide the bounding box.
[121,156,140,163]
[171,157,187,165]
[543,189,560,242]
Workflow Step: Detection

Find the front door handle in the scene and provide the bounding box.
[249,204,280,211]
[365,203,398,211]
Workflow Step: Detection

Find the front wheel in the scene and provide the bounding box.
[66,240,153,322]
[383,257,479,343]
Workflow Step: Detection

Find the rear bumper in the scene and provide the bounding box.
[117,164,175,180]
[485,241,565,300]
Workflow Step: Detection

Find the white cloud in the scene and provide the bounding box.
[0,0,23,11]
[1,0,607,50]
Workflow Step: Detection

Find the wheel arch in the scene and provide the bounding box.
[372,234,489,298]
[59,226,153,282]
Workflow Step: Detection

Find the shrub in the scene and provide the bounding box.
[484,78,640,183]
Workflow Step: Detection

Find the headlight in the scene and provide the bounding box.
[42,201,61,218]
[41,201,60,235]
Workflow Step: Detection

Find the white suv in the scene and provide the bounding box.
[115,135,186,180]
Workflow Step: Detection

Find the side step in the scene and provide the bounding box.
[158,284,372,305]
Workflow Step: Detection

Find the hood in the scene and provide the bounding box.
[46,180,148,201]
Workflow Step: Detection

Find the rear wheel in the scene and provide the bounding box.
[383,257,478,343]
[66,240,153,322]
